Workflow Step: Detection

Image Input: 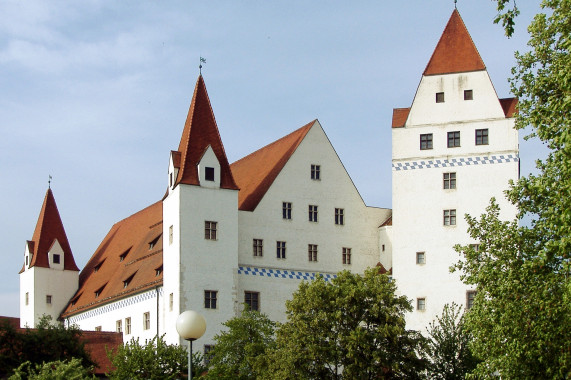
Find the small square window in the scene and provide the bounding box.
[53,254,60,264]
[276,241,286,259]
[416,252,425,264]
[205,290,217,309]
[311,164,320,180]
[253,239,263,257]
[205,221,217,240]
[46,295,52,304]
[282,202,292,220]
[143,312,151,330]
[335,208,344,225]
[308,244,318,262]
[420,134,433,150]
[436,92,445,103]
[342,248,351,265]
[205,167,215,181]
[309,205,318,222]
[464,89,473,100]
[447,131,460,147]
[245,291,259,311]
[417,298,426,311]
[466,290,477,309]
[444,209,457,226]
[476,129,489,145]
[443,172,456,189]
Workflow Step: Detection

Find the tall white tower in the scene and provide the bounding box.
[163,75,239,345]
[391,10,519,332]
[19,188,79,327]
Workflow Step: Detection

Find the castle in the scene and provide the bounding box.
[19,10,518,350]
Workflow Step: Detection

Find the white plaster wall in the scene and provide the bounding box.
[378,225,392,270]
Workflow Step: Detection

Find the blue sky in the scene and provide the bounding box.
[0,1,544,318]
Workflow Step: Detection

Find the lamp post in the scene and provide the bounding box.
[176,310,206,380]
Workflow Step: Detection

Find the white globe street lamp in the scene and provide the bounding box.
[176,310,206,380]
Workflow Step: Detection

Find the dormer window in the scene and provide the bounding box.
[149,235,161,250]
[94,261,104,273]
[95,284,106,298]
[205,167,215,181]
[436,92,445,103]
[53,254,60,264]
[119,248,131,262]
[155,266,163,276]
[123,273,136,289]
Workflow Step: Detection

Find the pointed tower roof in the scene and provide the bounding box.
[174,75,238,190]
[25,188,79,271]
[423,9,486,76]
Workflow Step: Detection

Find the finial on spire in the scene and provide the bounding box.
[454,0,457,9]
[48,175,52,189]
[199,57,206,75]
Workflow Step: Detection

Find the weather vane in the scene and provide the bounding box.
[48,175,52,189]
[199,57,206,75]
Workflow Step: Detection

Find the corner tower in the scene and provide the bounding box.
[163,75,239,345]
[19,188,79,327]
[391,10,519,331]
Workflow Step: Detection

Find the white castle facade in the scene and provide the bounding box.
[19,10,518,349]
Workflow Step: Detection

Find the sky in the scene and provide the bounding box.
[0,1,545,318]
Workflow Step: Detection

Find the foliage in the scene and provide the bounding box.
[204,308,276,380]
[8,358,95,380]
[106,334,205,380]
[0,315,93,378]
[260,268,428,379]
[426,303,479,380]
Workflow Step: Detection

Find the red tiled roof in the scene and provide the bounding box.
[174,75,238,190]
[424,9,486,76]
[62,201,163,317]
[21,188,79,273]
[500,97,518,117]
[231,120,315,211]
[391,108,410,128]
[380,216,392,227]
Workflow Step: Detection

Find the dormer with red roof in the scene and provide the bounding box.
[20,188,79,328]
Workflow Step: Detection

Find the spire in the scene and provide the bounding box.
[174,75,238,190]
[27,188,79,271]
[423,9,486,76]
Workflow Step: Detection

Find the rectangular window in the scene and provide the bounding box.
[205,221,217,240]
[205,167,215,181]
[169,225,173,245]
[276,241,286,259]
[466,290,477,309]
[417,298,426,311]
[475,128,489,145]
[443,209,457,226]
[443,172,456,189]
[464,89,473,100]
[95,326,102,332]
[143,312,151,330]
[282,202,292,220]
[309,205,318,222]
[25,292,29,306]
[436,92,445,103]
[53,254,60,264]
[416,252,426,264]
[169,293,173,312]
[245,291,259,311]
[125,317,131,335]
[420,133,433,150]
[204,290,217,309]
[311,164,320,180]
[204,345,215,365]
[335,208,345,225]
[46,295,52,304]
[253,239,263,257]
[116,320,122,333]
[342,247,351,265]
[447,131,460,147]
[470,244,480,252]
[308,244,318,262]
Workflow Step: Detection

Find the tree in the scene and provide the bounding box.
[107,334,205,379]
[426,303,479,380]
[261,268,428,379]
[453,2,571,377]
[0,315,93,378]
[204,308,276,379]
[9,358,95,380]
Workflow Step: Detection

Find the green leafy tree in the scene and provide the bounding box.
[0,315,93,378]
[453,0,571,378]
[9,358,95,380]
[261,268,428,379]
[107,334,205,380]
[204,308,276,380]
[426,303,479,380]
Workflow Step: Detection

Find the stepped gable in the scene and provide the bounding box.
[231,120,315,211]
[21,188,79,272]
[61,201,163,318]
[423,9,486,76]
[173,75,238,190]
